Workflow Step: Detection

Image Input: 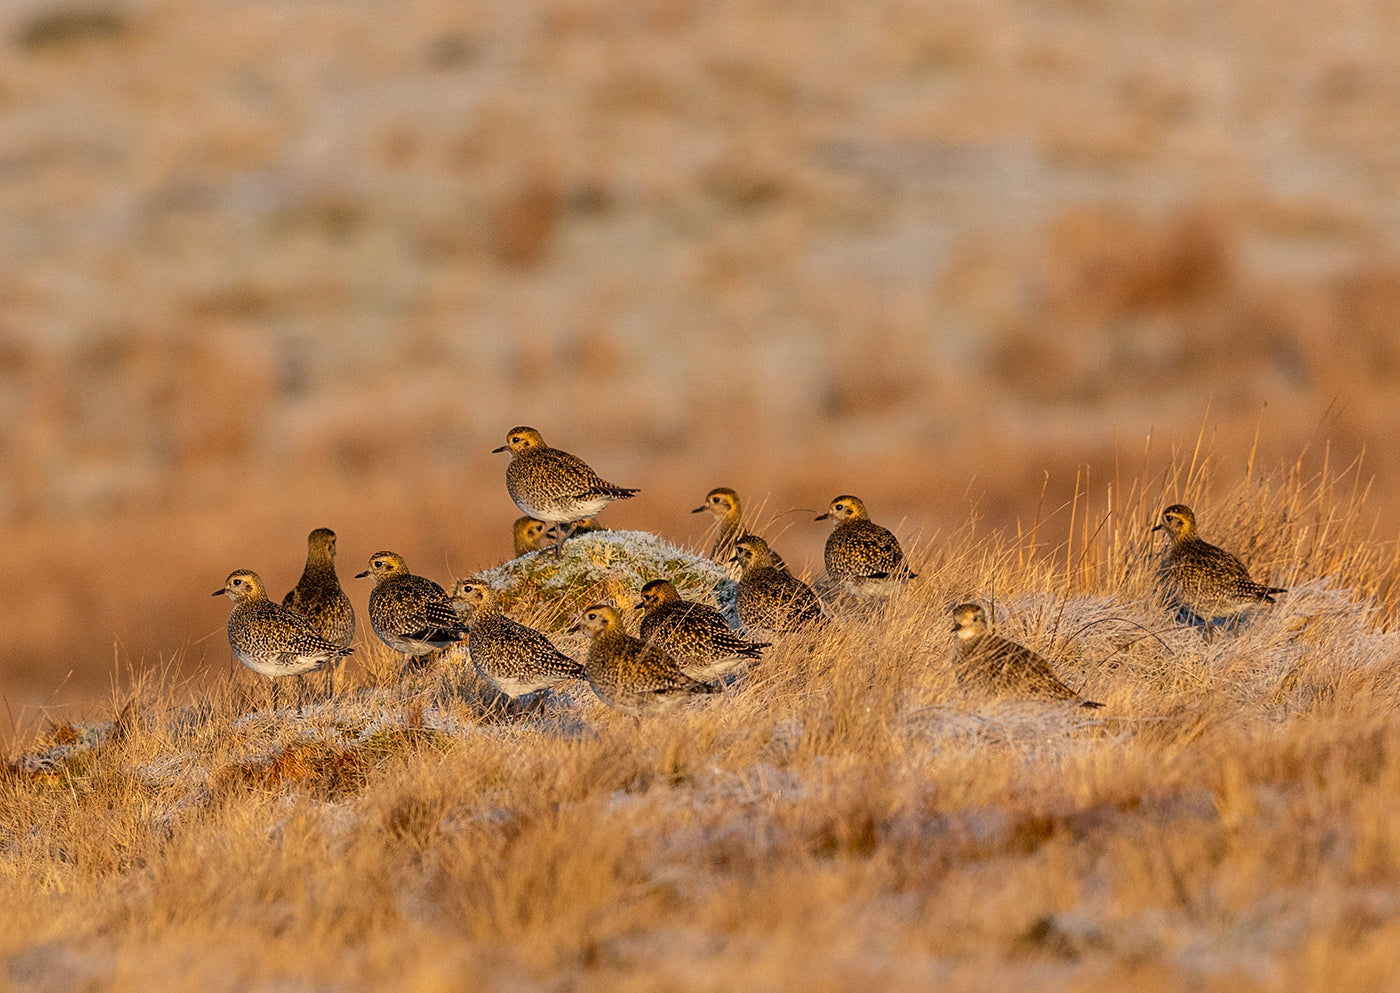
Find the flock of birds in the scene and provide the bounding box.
[213,427,1289,715]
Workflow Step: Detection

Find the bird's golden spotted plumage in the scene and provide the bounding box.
[572,603,716,715]
[450,579,584,698]
[493,426,638,555]
[691,487,746,563]
[215,570,353,679]
[355,551,467,661]
[731,535,825,638]
[636,578,767,682]
[816,495,916,596]
[951,603,1101,707]
[1154,504,1286,621]
[281,527,355,649]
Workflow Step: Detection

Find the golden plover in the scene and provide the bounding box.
[571,603,717,715]
[731,535,826,638]
[636,578,768,682]
[951,603,1102,708]
[692,486,788,572]
[214,570,353,679]
[1154,504,1286,621]
[354,551,467,663]
[816,495,916,596]
[513,517,557,558]
[281,528,355,649]
[692,487,746,562]
[493,426,638,555]
[450,579,585,698]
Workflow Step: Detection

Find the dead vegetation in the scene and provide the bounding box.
[2,449,1399,990]
[4,0,1400,714]
[4,0,1400,981]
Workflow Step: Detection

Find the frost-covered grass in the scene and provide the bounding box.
[4,453,1400,992]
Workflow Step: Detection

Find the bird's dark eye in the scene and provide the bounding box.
[232,578,242,586]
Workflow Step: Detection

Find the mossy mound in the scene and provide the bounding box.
[473,529,735,633]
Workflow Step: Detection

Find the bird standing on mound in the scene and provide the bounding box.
[950,603,1102,708]
[731,535,826,639]
[571,603,717,715]
[493,426,638,556]
[355,551,467,665]
[816,495,916,597]
[636,578,768,682]
[281,528,355,649]
[214,570,353,683]
[692,486,787,572]
[450,579,585,698]
[1153,504,1286,623]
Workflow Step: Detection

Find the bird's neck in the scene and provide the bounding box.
[471,600,502,624]
[589,627,629,656]
[955,632,984,655]
[303,557,338,582]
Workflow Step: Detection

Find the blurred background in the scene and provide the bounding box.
[3,0,1399,726]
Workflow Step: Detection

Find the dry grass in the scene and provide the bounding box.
[4,0,1400,977]
[5,0,1400,714]
[3,450,1400,990]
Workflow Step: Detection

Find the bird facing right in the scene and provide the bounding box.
[950,603,1101,708]
[816,495,916,597]
[636,578,768,682]
[1154,504,1286,621]
[571,603,717,715]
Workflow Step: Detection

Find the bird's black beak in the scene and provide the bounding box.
[491,445,508,453]
[212,588,226,597]
[815,512,830,521]
[354,570,370,579]
[1150,524,1163,533]
[728,554,740,564]
[690,506,706,514]
[632,601,646,611]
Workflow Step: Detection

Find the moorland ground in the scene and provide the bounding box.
[6,1,1400,984]
[5,0,1400,715]
[4,452,1399,991]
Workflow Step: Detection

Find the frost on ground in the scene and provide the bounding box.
[471,529,736,633]
[4,499,1400,992]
